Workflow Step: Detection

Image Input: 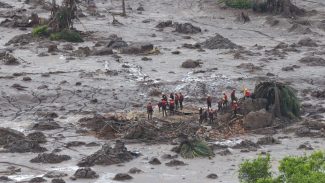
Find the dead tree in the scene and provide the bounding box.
[122,0,126,16]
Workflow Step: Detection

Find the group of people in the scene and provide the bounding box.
[146,92,184,120]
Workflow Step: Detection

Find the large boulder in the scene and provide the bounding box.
[0,127,25,146]
[243,109,273,129]
[181,59,202,68]
[240,98,268,115]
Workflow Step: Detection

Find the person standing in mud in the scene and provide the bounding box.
[161,99,167,117]
[232,101,239,117]
[199,107,203,124]
[147,102,153,120]
[207,95,212,110]
[218,98,223,111]
[208,109,214,124]
[175,93,179,110]
[223,92,228,108]
[231,89,237,102]
[169,98,175,115]
[244,88,251,100]
[179,92,184,110]
[162,93,168,101]
[170,93,174,100]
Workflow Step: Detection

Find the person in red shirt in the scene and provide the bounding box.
[223,92,228,107]
[161,99,167,117]
[169,98,175,115]
[244,88,251,100]
[232,101,239,117]
[147,102,153,120]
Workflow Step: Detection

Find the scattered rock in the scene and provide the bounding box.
[0,127,25,146]
[105,34,128,49]
[299,56,325,66]
[128,167,143,174]
[32,121,61,130]
[5,33,34,46]
[0,52,20,65]
[27,132,47,143]
[120,43,154,54]
[29,177,46,182]
[298,142,314,150]
[174,23,201,34]
[165,160,187,167]
[237,63,262,72]
[207,173,218,179]
[30,153,71,163]
[149,157,161,165]
[74,167,98,179]
[156,20,173,29]
[181,59,202,68]
[113,173,133,181]
[77,141,134,167]
[51,179,65,183]
[62,44,73,50]
[172,50,180,54]
[201,34,240,49]
[137,6,144,11]
[298,37,318,47]
[91,48,113,56]
[44,171,68,178]
[217,149,232,156]
[148,88,161,96]
[4,139,47,153]
[161,154,178,160]
[72,47,92,57]
[257,136,281,145]
[295,126,312,137]
[183,43,201,49]
[233,140,260,151]
[23,76,32,81]
[65,141,86,148]
[48,45,59,52]
[243,109,273,129]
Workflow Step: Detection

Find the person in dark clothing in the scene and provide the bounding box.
[199,107,203,124]
[179,92,184,110]
[218,98,223,111]
[208,109,214,124]
[175,93,179,110]
[162,93,168,102]
[161,99,167,117]
[170,93,174,100]
[231,89,237,102]
[207,95,212,110]
[147,102,153,120]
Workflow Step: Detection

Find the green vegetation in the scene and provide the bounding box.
[220,0,252,9]
[180,139,214,159]
[32,25,49,37]
[239,151,325,183]
[50,29,83,43]
[254,81,300,118]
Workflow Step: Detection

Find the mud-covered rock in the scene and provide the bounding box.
[299,56,325,66]
[201,34,241,49]
[149,157,161,165]
[148,88,162,96]
[51,179,65,183]
[181,59,202,68]
[217,149,232,156]
[74,167,98,179]
[77,140,134,167]
[72,47,92,57]
[30,153,71,163]
[23,76,32,81]
[174,23,201,34]
[44,171,68,178]
[161,154,178,160]
[36,112,58,119]
[105,34,128,49]
[0,176,13,182]
[5,33,34,46]
[207,173,218,179]
[32,121,61,130]
[29,177,46,182]
[298,37,318,47]
[113,173,133,181]
[0,127,25,146]
[243,109,273,129]
[156,20,173,29]
[165,160,187,167]
[48,45,58,52]
[91,48,113,56]
[237,63,262,72]
[265,16,279,26]
[120,43,154,54]
[128,167,143,174]
[298,142,313,150]
[257,136,281,145]
[233,140,260,151]
[65,141,86,148]
[27,132,47,143]
[240,98,268,115]
[295,126,312,137]
[0,51,20,65]
[0,2,13,8]
[311,90,325,98]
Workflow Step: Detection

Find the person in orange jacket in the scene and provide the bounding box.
[169,98,175,115]
[232,101,239,116]
[223,92,228,107]
[244,88,251,100]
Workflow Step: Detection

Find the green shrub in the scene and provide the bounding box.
[50,29,83,42]
[32,25,49,37]
[224,0,252,9]
[179,139,214,159]
[239,154,272,183]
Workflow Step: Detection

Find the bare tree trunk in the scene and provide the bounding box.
[273,83,281,117]
[122,0,126,16]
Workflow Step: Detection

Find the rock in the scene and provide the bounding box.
[4,140,47,153]
[72,47,91,57]
[5,33,34,46]
[240,98,268,115]
[137,6,144,11]
[113,173,133,181]
[165,160,187,167]
[174,23,201,34]
[265,16,279,26]
[298,37,318,47]
[62,44,73,50]
[0,176,13,182]
[29,177,46,182]
[30,153,71,163]
[156,20,173,29]
[236,12,250,23]
[51,179,65,183]
[77,140,134,167]
[299,56,325,66]
[38,85,48,89]
[233,140,260,151]
[23,76,32,81]
[237,63,262,72]
[181,59,202,68]
[0,127,25,146]
[44,171,68,178]
[11,83,28,90]
[74,167,98,179]
[217,149,232,156]
[91,48,113,56]
[27,132,47,143]
[0,51,20,65]
[0,2,13,8]
[120,43,154,54]
[32,121,61,130]
[105,34,128,49]
[148,88,161,96]
[172,50,180,54]
[48,45,58,52]
[266,72,275,76]
[201,34,241,49]
[149,157,161,165]
[85,142,100,147]
[207,173,218,179]
[128,167,143,174]
[257,136,281,145]
[65,141,86,147]
[298,142,314,150]
[36,112,58,119]
[295,126,311,137]
[311,90,325,98]
[243,109,273,129]
[161,154,178,160]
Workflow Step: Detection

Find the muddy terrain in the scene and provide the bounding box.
[0,0,324,182]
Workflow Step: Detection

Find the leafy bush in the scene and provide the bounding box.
[50,29,83,42]
[32,25,49,37]
[239,154,272,183]
[179,139,214,159]
[238,151,325,183]
[224,0,252,9]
